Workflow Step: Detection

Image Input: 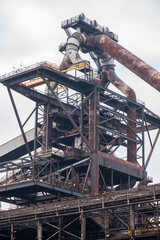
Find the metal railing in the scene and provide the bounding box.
[0,61,59,81]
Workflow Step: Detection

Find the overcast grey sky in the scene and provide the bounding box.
[0,0,160,182]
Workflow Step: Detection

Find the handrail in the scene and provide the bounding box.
[0,61,59,81]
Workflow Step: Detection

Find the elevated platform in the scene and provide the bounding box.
[0,62,159,128]
[0,61,159,204]
[98,151,145,179]
[0,184,160,239]
[0,152,145,205]
[0,61,94,94]
[0,180,83,205]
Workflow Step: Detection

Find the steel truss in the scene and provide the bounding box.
[0,184,160,239]
[0,62,159,203]
[0,62,160,239]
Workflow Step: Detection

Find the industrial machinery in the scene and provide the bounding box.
[0,14,160,239]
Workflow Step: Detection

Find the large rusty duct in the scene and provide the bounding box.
[82,33,160,163]
[83,34,160,92]
[74,31,160,163]
[101,67,137,163]
[60,30,138,163]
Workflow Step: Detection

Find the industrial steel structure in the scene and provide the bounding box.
[0,14,160,239]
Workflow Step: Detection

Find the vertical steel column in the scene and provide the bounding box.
[127,102,137,163]
[7,87,33,161]
[91,153,99,194]
[80,94,84,151]
[89,87,99,194]
[34,102,38,155]
[58,217,62,240]
[94,85,99,153]
[33,102,38,180]
[89,87,99,151]
[47,103,52,150]
[81,212,86,240]
[71,166,74,190]
[42,103,52,152]
[11,224,14,240]
[89,91,95,149]
[130,206,135,237]
[94,85,99,151]
[42,104,47,152]
[37,220,42,240]
[157,200,160,239]
[104,210,109,239]
[142,106,145,168]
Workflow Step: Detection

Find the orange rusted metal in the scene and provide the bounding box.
[84,34,160,91]
[22,77,50,88]
[100,67,137,163]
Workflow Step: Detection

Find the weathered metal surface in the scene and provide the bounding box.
[11,84,80,114]
[0,180,84,199]
[90,154,99,194]
[84,34,160,91]
[98,151,145,179]
[42,104,52,151]
[127,101,137,163]
[88,88,100,151]
[101,68,136,100]
[145,128,160,169]
[42,76,93,153]
[100,68,137,163]
[0,62,94,94]
[0,184,160,224]
[0,13,160,238]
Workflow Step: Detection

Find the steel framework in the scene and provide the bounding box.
[0,57,159,239]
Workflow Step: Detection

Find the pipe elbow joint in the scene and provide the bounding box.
[66,37,80,51]
[66,32,87,51]
[72,32,86,44]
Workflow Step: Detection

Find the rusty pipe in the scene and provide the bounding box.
[68,32,138,163]
[101,67,136,100]
[101,67,137,163]
[84,34,160,92]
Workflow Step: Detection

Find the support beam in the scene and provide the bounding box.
[42,103,52,152]
[7,87,33,162]
[91,153,99,194]
[130,206,135,238]
[37,220,43,240]
[81,212,86,240]
[89,87,99,151]
[104,210,109,239]
[58,217,62,240]
[11,224,14,240]
[145,128,160,169]
[42,76,93,152]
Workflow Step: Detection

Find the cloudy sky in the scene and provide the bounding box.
[0,0,160,182]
